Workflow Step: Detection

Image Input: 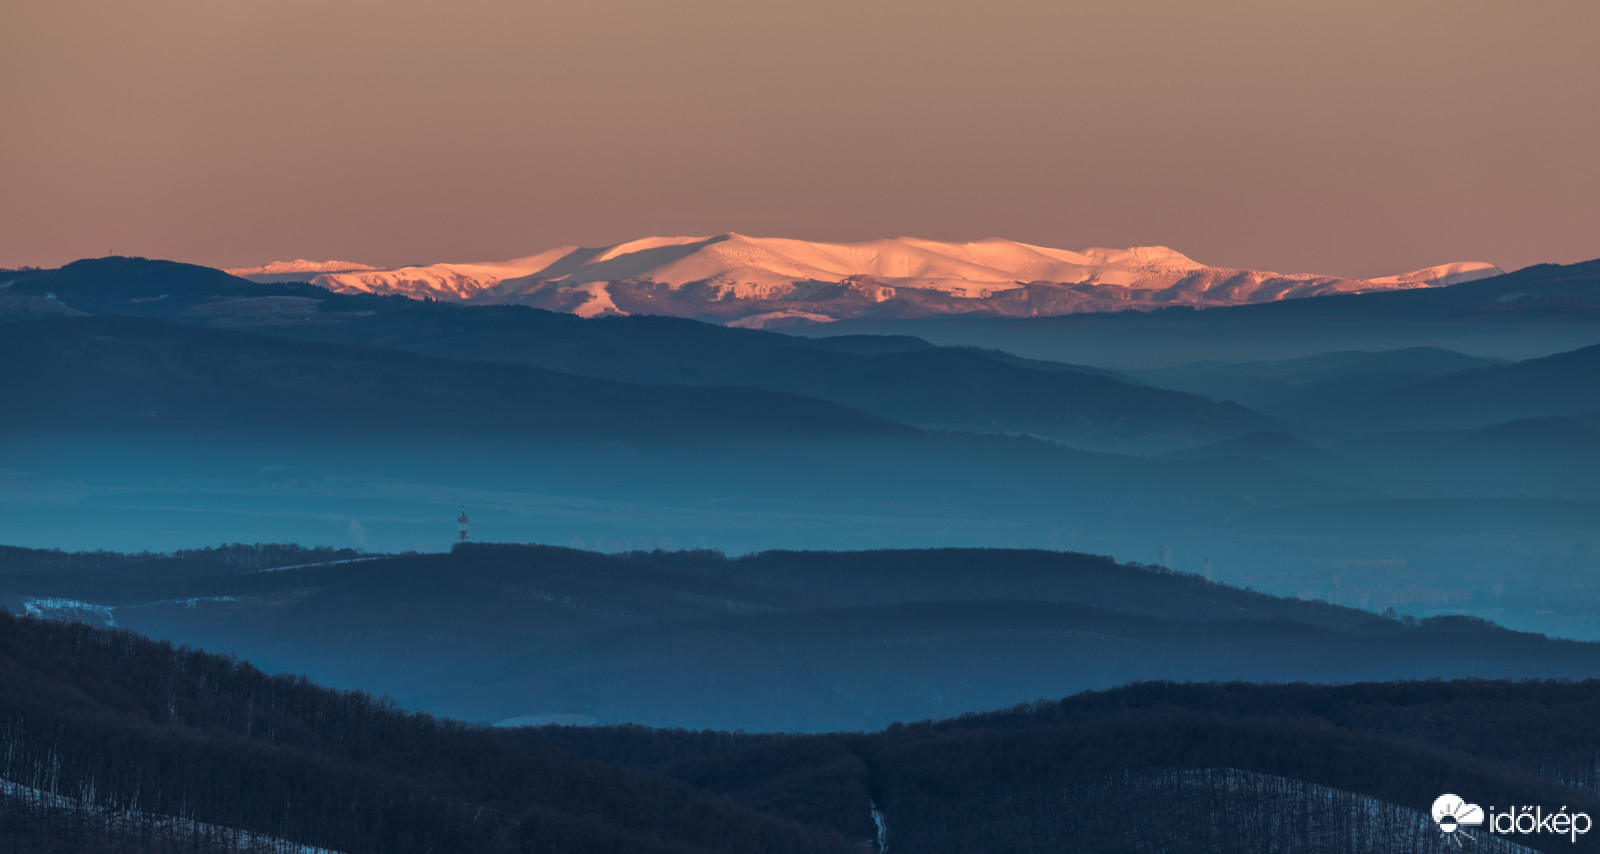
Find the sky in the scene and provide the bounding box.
[2,0,1597,278]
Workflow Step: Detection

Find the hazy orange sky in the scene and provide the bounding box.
[3,0,1596,277]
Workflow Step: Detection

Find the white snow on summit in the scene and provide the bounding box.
[229,259,376,276]
[228,259,378,283]
[1368,261,1504,287]
[306,235,1504,327]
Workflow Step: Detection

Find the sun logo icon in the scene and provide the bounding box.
[1433,794,1484,846]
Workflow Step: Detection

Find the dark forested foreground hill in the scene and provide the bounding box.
[4,609,1600,853]
[7,544,1600,733]
[0,610,857,854]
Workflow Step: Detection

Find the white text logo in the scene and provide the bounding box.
[1435,793,1593,845]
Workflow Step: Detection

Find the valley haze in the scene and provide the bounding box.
[5,0,1599,847]
[5,213,1600,854]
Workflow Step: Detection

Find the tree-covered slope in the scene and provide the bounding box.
[7,608,1600,852]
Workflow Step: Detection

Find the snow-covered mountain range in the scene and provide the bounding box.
[236,235,1502,327]
[225,259,376,283]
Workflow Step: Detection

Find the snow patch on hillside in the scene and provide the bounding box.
[0,776,345,853]
[24,598,116,626]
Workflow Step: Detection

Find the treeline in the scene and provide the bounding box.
[526,680,1600,853]
[0,543,363,576]
[8,545,1600,851]
[600,544,1385,630]
[0,610,857,854]
[957,679,1600,797]
[857,707,1600,853]
[9,542,1600,735]
[0,543,368,605]
[7,605,1600,852]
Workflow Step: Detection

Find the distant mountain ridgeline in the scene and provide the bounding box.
[1137,342,1600,434]
[0,308,1351,561]
[3,255,1598,635]
[0,314,906,441]
[1,257,1275,454]
[6,255,1596,450]
[226,234,1502,326]
[806,257,1600,367]
[5,605,1600,852]
[7,542,1600,733]
[1129,346,1510,412]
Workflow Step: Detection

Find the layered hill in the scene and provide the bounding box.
[804,257,1600,367]
[1131,347,1509,411]
[10,543,1600,732]
[0,315,903,441]
[0,608,857,854]
[10,606,1600,852]
[1329,343,1600,431]
[277,234,1499,326]
[4,256,1594,625]
[0,292,1353,558]
[0,258,1278,453]
[1194,342,1600,435]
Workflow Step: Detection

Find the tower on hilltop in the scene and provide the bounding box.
[458,506,469,542]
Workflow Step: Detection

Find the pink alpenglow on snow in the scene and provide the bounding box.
[296,234,1502,327]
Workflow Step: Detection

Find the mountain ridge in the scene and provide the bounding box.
[0,314,908,441]
[243,234,1501,326]
[796,258,1600,368]
[227,259,376,276]
[11,542,1599,732]
[2,257,1282,454]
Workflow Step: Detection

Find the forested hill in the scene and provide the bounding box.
[804,257,1600,368]
[0,609,857,854]
[0,257,1276,454]
[1,315,904,440]
[5,609,1600,852]
[7,543,1600,733]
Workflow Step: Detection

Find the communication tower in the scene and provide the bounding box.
[458,506,469,542]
